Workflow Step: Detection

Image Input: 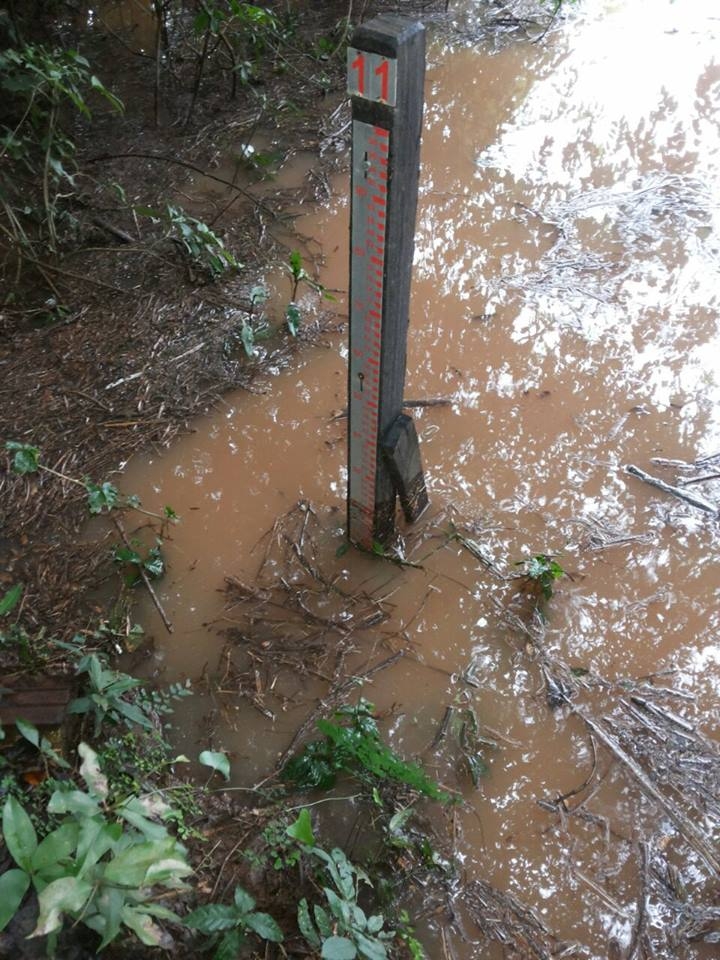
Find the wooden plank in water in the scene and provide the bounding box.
[0,675,75,727]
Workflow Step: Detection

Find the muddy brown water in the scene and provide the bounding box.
[113,2,719,956]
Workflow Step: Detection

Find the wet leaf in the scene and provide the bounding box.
[78,742,109,800]
[465,752,489,787]
[250,284,268,306]
[31,822,79,875]
[240,322,256,357]
[143,546,165,580]
[199,749,230,780]
[286,302,301,336]
[215,929,245,960]
[30,876,92,937]
[15,717,40,747]
[244,911,283,942]
[321,935,357,959]
[113,545,142,566]
[104,838,179,887]
[0,869,30,932]
[120,906,168,947]
[2,796,37,871]
[5,440,40,474]
[89,74,123,112]
[388,806,413,836]
[86,480,120,514]
[297,898,320,948]
[233,885,255,914]
[184,903,238,933]
[286,808,315,846]
[48,788,101,818]
[355,932,388,960]
[0,583,23,616]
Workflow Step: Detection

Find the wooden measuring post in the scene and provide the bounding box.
[346,15,429,550]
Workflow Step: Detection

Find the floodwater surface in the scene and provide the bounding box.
[117,2,720,956]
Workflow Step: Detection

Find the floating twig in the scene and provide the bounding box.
[625,464,718,515]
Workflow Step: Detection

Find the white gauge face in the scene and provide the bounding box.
[348,120,390,548]
[347,48,398,106]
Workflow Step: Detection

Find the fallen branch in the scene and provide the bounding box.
[112,516,173,634]
[91,216,135,244]
[625,464,718,516]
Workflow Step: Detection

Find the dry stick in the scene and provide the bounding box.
[90,216,134,244]
[153,0,163,126]
[680,471,720,486]
[573,707,720,875]
[112,515,173,634]
[22,255,126,293]
[88,151,277,218]
[625,464,718,515]
[626,841,650,960]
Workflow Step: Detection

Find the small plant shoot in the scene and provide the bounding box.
[516,553,566,603]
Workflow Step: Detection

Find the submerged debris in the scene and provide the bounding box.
[215,502,395,733]
[458,879,580,959]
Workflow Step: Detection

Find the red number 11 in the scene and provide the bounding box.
[351,51,365,95]
[374,60,389,102]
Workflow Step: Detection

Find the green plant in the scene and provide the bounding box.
[283,700,451,803]
[186,1,283,119]
[0,44,122,253]
[133,205,239,279]
[198,749,230,780]
[163,204,239,278]
[68,654,148,734]
[14,719,69,771]
[184,885,283,959]
[297,842,396,960]
[67,653,188,736]
[224,284,271,359]
[285,249,334,336]
[396,910,426,960]
[95,732,201,842]
[0,743,191,953]
[112,539,165,586]
[242,808,308,873]
[515,553,565,602]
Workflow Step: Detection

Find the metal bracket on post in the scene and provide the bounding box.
[381,413,429,523]
[346,14,428,550]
